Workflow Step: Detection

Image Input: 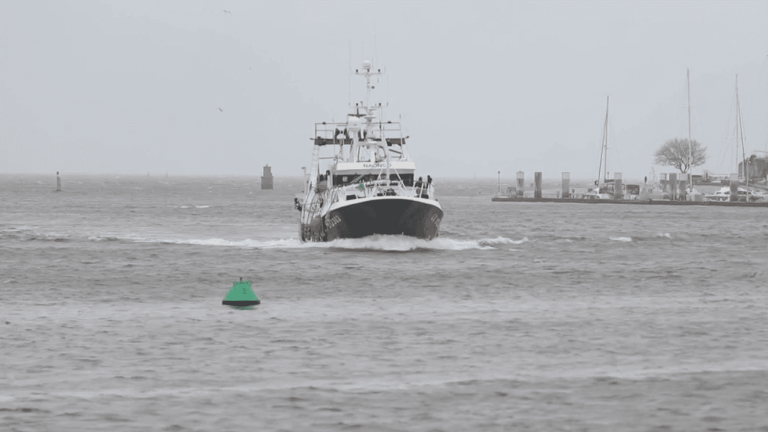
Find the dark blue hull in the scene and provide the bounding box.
[300,198,443,242]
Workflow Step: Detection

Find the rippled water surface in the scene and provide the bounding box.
[2,174,767,431]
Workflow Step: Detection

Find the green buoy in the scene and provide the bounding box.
[222,278,260,307]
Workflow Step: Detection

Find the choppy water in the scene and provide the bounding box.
[2,173,767,431]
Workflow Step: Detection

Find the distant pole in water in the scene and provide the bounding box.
[730,173,739,202]
[497,171,500,193]
[534,172,542,199]
[614,172,623,200]
[516,171,524,197]
[562,172,570,198]
[56,171,61,192]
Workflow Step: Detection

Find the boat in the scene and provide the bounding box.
[493,185,517,199]
[707,74,768,202]
[584,96,621,199]
[704,186,765,202]
[705,186,738,202]
[294,60,444,242]
[638,169,668,201]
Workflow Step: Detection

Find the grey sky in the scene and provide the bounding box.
[1,0,767,179]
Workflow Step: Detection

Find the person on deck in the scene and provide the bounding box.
[415,176,424,197]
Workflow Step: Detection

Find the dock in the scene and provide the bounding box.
[493,171,768,207]
[491,196,768,207]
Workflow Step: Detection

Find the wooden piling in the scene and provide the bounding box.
[730,173,738,202]
[669,173,678,201]
[614,172,622,199]
[516,171,524,197]
[679,173,689,201]
[56,172,61,192]
[561,172,570,198]
[534,172,542,198]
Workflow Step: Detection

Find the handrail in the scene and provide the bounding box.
[329,180,435,202]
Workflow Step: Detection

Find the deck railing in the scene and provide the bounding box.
[331,180,435,203]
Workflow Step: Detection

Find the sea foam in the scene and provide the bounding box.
[120,234,523,251]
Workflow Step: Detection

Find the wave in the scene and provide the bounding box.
[147,237,299,249]
[0,227,73,243]
[138,235,521,251]
[478,236,529,246]
[612,233,674,242]
[1,225,676,250]
[87,236,121,242]
[325,235,511,251]
[81,234,528,251]
[609,237,632,242]
[1,226,530,251]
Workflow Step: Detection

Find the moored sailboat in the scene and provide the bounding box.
[583,97,620,199]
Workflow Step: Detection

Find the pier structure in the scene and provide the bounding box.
[561,172,570,198]
[614,172,623,200]
[668,173,678,201]
[491,170,768,207]
[730,173,739,202]
[261,164,274,190]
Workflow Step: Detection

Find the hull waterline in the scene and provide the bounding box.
[301,197,443,242]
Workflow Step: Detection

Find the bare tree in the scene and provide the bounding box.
[654,138,707,173]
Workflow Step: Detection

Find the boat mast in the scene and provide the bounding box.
[687,69,692,191]
[597,96,609,186]
[353,60,390,179]
[736,75,748,188]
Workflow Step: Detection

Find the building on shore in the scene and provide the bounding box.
[738,151,768,184]
[261,164,274,190]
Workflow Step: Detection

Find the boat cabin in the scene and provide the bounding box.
[310,118,418,193]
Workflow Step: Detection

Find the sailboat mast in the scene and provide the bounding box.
[687,69,692,191]
[736,75,748,188]
[604,96,609,183]
[597,96,609,185]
